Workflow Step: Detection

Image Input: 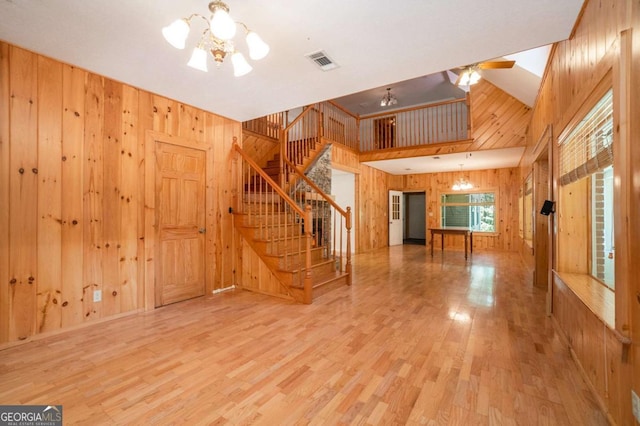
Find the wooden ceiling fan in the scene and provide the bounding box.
[455,60,516,86]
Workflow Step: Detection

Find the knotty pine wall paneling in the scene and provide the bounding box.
[120,85,139,313]
[0,42,241,345]
[83,72,104,321]
[469,80,531,151]
[0,44,9,343]
[357,164,391,252]
[402,168,519,252]
[8,46,38,341]
[61,64,86,328]
[521,0,635,424]
[36,55,63,334]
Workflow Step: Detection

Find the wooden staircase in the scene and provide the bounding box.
[233,143,352,304]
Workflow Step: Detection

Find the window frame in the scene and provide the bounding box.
[556,81,615,291]
[437,188,499,234]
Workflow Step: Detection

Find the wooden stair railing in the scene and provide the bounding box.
[279,104,322,188]
[234,143,350,303]
[282,156,352,286]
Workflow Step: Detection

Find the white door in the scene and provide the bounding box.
[389,190,403,246]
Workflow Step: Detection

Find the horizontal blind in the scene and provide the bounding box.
[559,89,613,186]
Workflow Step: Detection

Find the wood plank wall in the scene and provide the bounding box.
[356,164,392,252]
[402,168,520,252]
[0,42,240,345]
[241,131,279,168]
[520,0,636,424]
[470,80,531,150]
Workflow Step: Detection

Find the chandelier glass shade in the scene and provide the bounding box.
[162,1,269,77]
[452,164,473,191]
[452,178,473,191]
[380,88,398,107]
[457,67,482,86]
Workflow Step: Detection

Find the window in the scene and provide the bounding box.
[591,165,614,288]
[440,192,496,232]
[558,88,614,289]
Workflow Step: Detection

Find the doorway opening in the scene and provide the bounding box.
[404,192,426,245]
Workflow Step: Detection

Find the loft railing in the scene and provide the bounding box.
[242,111,285,140]
[283,155,352,284]
[359,97,470,152]
[321,101,359,150]
[242,96,470,156]
[233,143,313,303]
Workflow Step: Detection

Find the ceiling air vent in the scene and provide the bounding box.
[305,50,338,71]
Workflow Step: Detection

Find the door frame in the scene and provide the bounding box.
[530,125,553,315]
[403,191,427,243]
[144,131,213,311]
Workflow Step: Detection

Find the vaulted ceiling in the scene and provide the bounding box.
[0,1,583,122]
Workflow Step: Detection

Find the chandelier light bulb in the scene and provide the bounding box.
[210,7,236,40]
[231,51,252,76]
[468,70,481,85]
[187,47,209,72]
[246,31,269,60]
[162,19,190,49]
[163,1,267,76]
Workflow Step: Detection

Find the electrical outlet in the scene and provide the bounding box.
[93,290,102,303]
[632,390,640,423]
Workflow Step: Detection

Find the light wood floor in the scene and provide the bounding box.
[0,246,607,425]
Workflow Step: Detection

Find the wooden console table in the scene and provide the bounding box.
[430,227,473,259]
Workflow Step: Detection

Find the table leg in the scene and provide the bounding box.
[464,233,468,259]
[430,231,434,256]
[470,232,473,255]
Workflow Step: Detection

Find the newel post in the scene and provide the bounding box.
[346,206,352,285]
[303,205,313,304]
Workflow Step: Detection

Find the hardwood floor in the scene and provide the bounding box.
[0,246,607,425]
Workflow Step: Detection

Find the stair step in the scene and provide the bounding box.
[312,271,349,299]
[261,166,280,176]
[290,269,349,298]
[265,246,327,269]
[241,223,302,239]
[236,212,293,226]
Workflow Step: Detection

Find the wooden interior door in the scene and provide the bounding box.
[389,190,404,246]
[156,142,206,307]
[374,116,396,149]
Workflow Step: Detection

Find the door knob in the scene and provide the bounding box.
[199,228,206,234]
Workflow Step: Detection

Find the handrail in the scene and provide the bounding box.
[283,104,320,133]
[282,155,347,217]
[327,100,359,119]
[233,144,306,218]
[234,142,314,303]
[361,98,466,120]
[282,154,352,286]
[359,98,468,151]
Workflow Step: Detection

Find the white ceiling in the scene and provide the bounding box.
[0,0,583,123]
[362,147,526,175]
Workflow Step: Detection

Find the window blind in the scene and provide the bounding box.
[559,89,613,186]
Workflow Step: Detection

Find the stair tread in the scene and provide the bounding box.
[290,270,349,289]
[279,258,337,274]
[265,246,326,259]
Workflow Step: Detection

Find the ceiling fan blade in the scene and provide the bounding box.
[478,60,515,69]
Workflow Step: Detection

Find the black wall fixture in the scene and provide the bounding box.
[540,200,555,216]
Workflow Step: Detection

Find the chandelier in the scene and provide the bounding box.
[380,88,398,107]
[457,66,482,86]
[162,1,270,77]
[452,164,473,191]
